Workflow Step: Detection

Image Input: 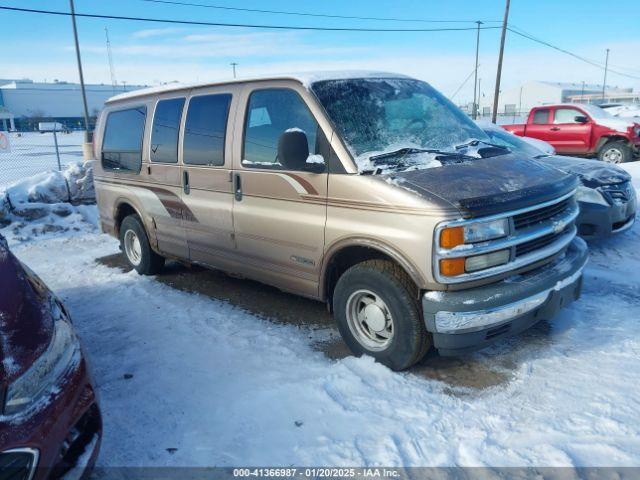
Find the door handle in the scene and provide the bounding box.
[183,170,190,195]
[234,173,242,201]
[550,127,560,131]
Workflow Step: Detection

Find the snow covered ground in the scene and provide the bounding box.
[3,164,640,468]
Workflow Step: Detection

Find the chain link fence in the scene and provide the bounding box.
[0,130,87,186]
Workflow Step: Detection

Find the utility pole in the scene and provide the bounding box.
[492,0,510,124]
[105,27,117,94]
[602,49,610,101]
[230,62,238,79]
[472,21,482,120]
[477,78,482,116]
[516,86,523,122]
[69,0,93,159]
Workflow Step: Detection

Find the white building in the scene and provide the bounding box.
[0,79,146,131]
[490,81,635,116]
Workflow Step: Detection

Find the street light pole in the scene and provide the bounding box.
[472,21,482,120]
[231,62,238,79]
[602,49,610,101]
[69,0,93,159]
[492,0,510,124]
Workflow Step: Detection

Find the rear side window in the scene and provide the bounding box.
[102,106,146,173]
[183,94,231,166]
[531,109,550,124]
[151,98,185,163]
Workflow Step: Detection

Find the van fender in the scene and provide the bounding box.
[319,237,427,299]
[112,195,157,245]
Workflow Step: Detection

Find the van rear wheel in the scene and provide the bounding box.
[333,260,430,371]
[119,215,165,275]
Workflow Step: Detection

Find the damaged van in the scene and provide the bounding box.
[93,72,588,370]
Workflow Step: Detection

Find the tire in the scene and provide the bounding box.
[598,140,632,164]
[332,260,431,371]
[119,215,165,275]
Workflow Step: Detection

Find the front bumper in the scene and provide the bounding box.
[422,237,588,356]
[576,199,636,239]
[0,355,102,480]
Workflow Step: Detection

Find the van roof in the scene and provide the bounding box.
[106,70,410,104]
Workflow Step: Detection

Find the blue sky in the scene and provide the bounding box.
[2,0,639,103]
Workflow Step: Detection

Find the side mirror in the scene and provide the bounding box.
[574,115,589,124]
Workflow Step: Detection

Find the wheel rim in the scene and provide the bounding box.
[345,289,394,351]
[123,229,142,266]
[603,147,623,163]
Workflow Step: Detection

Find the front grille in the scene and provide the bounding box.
[601,182,632,204]
[0,451,37,480]
[435,191,578,284]
[513,198,571,230]
[516,232,562,257]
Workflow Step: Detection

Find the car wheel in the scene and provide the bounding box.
[333,260,431,371]
[119,215,165,275]
[598,141,632,164]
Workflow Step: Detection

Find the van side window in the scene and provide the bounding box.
[151,98,185,163]
[532,109,550,124]
[183,94,231,166]
[242,89,323,170]
[101,106,146,173]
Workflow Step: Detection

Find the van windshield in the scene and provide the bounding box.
[311,78,496,173]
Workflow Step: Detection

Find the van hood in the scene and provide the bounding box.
[0,236,53,385]
[387,154,577,218]
[537,155,631,188]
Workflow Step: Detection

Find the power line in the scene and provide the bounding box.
[0,6,503,32]
[451,65,480,100]
[507,25,640,81]
[136,0,502,24]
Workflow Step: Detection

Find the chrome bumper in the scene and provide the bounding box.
[422,237,588,354]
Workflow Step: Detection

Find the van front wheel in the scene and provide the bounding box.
[333,260,430,371]
[119,215,165,275]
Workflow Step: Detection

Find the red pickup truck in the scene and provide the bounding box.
[503,104,640,163]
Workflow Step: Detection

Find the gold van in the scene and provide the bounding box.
[94,72,587,370]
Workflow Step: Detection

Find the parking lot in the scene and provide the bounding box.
[5,164,639,467]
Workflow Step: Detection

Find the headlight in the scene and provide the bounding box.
[440,249,510,276]
[3,299,79,416]
[440,218,509,248]
[575,185,609,206]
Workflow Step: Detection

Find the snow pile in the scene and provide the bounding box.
[604,104,640,118]
[0,162,97,242]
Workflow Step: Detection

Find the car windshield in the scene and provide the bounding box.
[481,127,546,158]
[311,78,498,172]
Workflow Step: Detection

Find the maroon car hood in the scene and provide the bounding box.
[0,240,53,385]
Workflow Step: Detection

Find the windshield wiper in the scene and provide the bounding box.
[369,147,434,162]
[454,139,510,153]
[369,147,476,164]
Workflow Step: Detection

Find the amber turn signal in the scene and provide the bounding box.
[440,226,464,248]
[439,257,465,276]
